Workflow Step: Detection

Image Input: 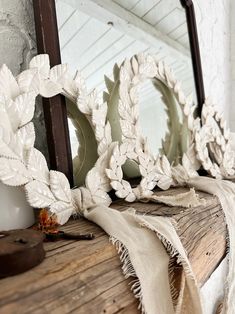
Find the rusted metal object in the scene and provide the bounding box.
[0,229,45,278]
[45,230,95,241]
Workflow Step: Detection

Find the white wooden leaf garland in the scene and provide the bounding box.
[106,142,176,202]
[27,148,49,184]
[0,53,234,225]
[194,98,235,178]
[104,53,201,198]
[0,159,30,186]
[0,55,114,224]
[105,54,194,163]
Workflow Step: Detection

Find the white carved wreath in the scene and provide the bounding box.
[104,54,194,161]
[0,53,233,226]
[103,54,200,199]
[0,54,113,224]
[106,142,176,201]
[194,98,235,178]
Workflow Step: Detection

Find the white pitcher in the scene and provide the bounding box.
[0,182,35,231]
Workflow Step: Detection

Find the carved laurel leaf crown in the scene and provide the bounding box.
[0,53,233,225]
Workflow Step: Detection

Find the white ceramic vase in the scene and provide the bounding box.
[0,182,35,231]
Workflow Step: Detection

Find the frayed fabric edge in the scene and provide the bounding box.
[140,188,206,208]
[110,216,198,314]
[137,220,196,313]
[110,236,146,314]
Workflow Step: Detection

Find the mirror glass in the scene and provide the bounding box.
[138,80,168,156]
[55,0,196,182]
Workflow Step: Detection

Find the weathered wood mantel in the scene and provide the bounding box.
[0,188,227,313]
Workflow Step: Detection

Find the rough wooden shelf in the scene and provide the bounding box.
[0,188,227,314]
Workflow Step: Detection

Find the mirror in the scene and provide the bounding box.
[54,0,200,184]
[139,80,168,156]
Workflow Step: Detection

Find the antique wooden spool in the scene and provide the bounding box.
[0,229,45,278]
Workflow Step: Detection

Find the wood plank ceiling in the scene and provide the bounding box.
[55,0,195,157]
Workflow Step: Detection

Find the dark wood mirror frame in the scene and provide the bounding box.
[33,0,205,186]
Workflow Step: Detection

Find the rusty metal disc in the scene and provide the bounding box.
[0,229,45,278]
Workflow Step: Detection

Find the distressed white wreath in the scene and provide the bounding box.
[104,54,195,163]
[194,98,235,178]
[0,52,233,225]
[0,55,113,224]
[104,54,200,200]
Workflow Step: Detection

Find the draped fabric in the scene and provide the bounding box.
[84,176,234,313]
[188,177,235,314]
[85,206,203,313]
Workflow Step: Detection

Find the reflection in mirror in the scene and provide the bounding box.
[138,80,168,157]
[55,0,197,182]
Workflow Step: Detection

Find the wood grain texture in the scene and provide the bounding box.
[0,188,226,313]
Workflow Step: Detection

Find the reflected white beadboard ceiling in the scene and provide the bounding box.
[56,0,194,97]
[56,0,195,157]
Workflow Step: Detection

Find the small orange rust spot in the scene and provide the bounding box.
[38,208,59,232]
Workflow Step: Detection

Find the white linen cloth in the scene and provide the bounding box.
[85,206,203,313]
[188,177,235,314]
[84,176,234,313]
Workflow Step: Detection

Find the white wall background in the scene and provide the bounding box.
[231,0,235,130]
[194,0,231,123]
[0,0,49,160]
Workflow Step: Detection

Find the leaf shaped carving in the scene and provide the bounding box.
[15,123,35,151]
[119,67,130,83]
[25,180,55,208]
[105,168,118,180]
[182,154,199,178]
[29,54,50,78]
[50,171,71,202]
[0,136,19,159]
[92,104,107,129]
[11,92,36,129]
[27,148,49,184]
[0,98,12,137]
[111,180,124,191]
[116,189,129,199]
[125,192,136,202]
[131,56,139,75]
[17,68,40,94]
[0,158,30,186]
[39,80,62,98]
[157,176,173,190]
[139,164,148,177]
[5,123,35,162]
[0,64,20,99]
[98,138,109,156]
[49,201,74,225]
[120,120,135,138]
[92,189,112,206]
[85,167,100,193]
[161,155,172,177]
[50,64,68,85]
